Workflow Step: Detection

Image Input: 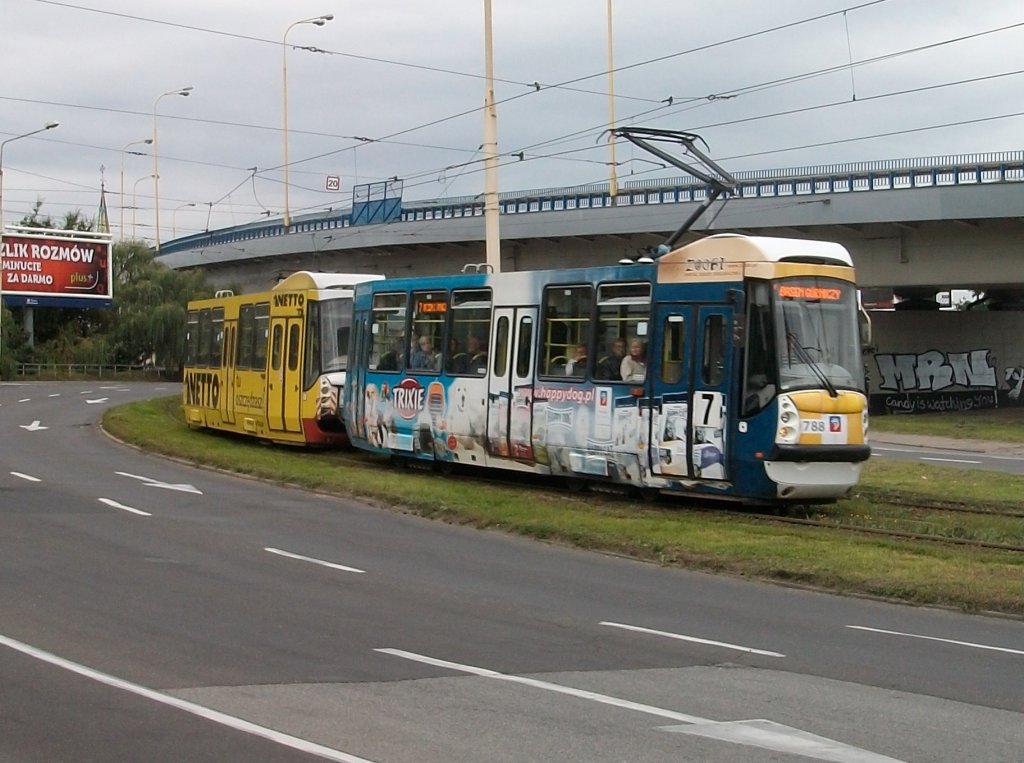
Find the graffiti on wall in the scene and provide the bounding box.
[871,347,1024,414]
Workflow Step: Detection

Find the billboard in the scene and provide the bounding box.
[0,227,113,308]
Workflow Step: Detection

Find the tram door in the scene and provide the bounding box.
[268,317,303,433]
[649,304,733,481]
[487,307,537,462]
[221,320,237,426]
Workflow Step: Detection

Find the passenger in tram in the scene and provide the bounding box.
[565,343,588,377]
[377,335,405,371]
[621,337,647,382]
[467,334,488,373]
[447,337,467,374]
[410,335,439,371]
[595,338,626,380]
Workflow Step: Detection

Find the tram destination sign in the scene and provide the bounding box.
[0,229,113,308]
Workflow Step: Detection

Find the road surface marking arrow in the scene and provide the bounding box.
[20,421,48,431]
[115,471,202,494]
[98,498,151,516]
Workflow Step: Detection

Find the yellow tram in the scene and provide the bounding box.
[182,271,382,445]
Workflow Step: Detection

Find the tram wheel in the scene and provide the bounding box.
[637,487,660,503]
[435,460,455,476]
[564,476,589,493]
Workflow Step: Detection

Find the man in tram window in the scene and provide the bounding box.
[565,343,588,377]
[595,337,625,380]
[377,334,405,371]
[467,334,487,373]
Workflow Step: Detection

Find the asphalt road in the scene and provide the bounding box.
[2,381,1022,762]
[870,431,1024,475]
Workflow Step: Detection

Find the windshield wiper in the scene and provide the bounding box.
[786,332,838,398]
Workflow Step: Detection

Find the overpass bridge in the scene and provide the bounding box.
[158,150,1024,414]
[159,149,1024,307]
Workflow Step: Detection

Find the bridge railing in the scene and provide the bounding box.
[158,151,1024,257]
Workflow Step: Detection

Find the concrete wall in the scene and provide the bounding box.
[867,310,1024,414]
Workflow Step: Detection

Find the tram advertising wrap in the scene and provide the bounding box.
[0,230,113,307]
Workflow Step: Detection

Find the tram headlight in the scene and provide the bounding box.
[777,395,799,445]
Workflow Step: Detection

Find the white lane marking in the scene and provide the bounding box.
[10,472,41,482]
[921,457,981,464]
[20,420,47,431]
[19,398,30,402]
[48,393,61,397]
[600,621,785,657]
[847,625,1024,656]
[264,547,365,574]
[0,633,377,763]
[376,647,706,723]
[376,648,899,762]
[98,498,151,517]
[86,397,109,405]
[115,471,202,494]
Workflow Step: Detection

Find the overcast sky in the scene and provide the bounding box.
[2,0,1022,243]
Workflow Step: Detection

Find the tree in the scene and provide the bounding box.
[108,240,211,371]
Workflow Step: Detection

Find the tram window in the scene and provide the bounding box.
[660,315,686,385]
[303,301,320,389]
[288,324,301,372]
[702,314,727,386]
[446,288,491,376]
[237,304,254,368]
[370,292,407,371]
[211,308,225,366]
[493,316,509,377]
[515,316,533,378]
[410,290,446,373]
[197,310,212,367]
[185,311,199,366]
[595,282,650,381]
[271,324,283,371]
[252,302,270,371]
[541,285,592,376]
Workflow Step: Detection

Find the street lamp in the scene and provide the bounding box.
[0,121,60,231]
[0,121,58,374]
[173,202,196,238]
[153,86,192,254]
[120,138,152,239]
[282,14,333,230]
[133,174,156,239]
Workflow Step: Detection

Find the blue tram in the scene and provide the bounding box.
[343,233,870,504]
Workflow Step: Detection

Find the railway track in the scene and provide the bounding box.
[317,450,1024,553]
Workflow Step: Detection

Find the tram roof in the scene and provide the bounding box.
[665,234,853,267]
[273,271,383,292]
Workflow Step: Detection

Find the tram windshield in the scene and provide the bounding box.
[312,297,354,375]
[741,277,864,414]
[772,278,863,395]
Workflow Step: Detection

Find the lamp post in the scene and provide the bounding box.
[0,121,60,231]
[133,174,156,239]
[282,14,333,230]
[152,86,192,254]
[0,121,59,374]
[606,0,617,201]
[482,0,500,273]
[173,202,196,238]
[120,138,152,239]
